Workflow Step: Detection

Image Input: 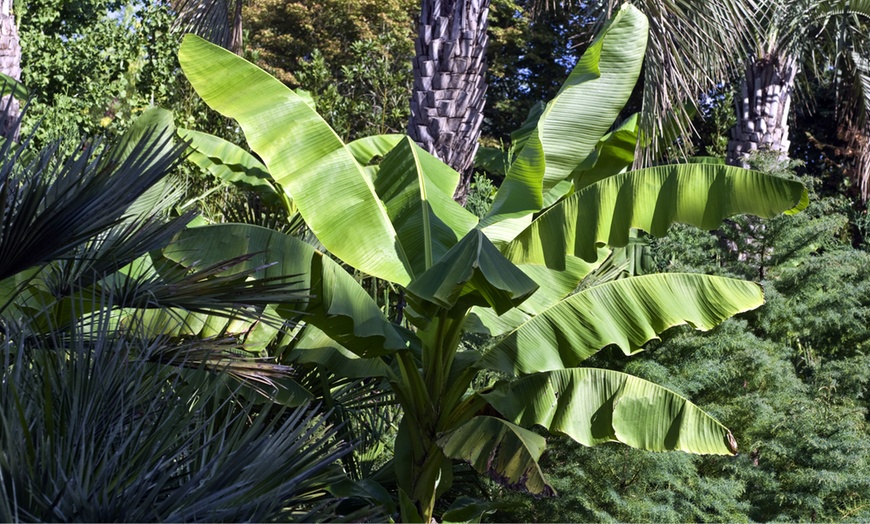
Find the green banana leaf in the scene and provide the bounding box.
[288,324,392,379]
[346,134,404,166]
[570,113,639,192]
[503,164,810,268]
[406,229,538,318]
[465,253,606,337]
[162,223,409,357]
[484,4,648,222]
[373,137,479,277]
[479,273,764,375]
[179,35,412,285]
[0,71,29,100]
[438,415,555,497]
[473,146,510,176]
[178,128,284,205]
[483,368,738,455]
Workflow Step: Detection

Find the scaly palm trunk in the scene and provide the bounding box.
[409,0,490,204]
[726,53,799,167]
[0,0,21,141]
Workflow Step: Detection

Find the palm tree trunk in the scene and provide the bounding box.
[409,0,490,204]
[727,53,799,167]
[0,0,21,141]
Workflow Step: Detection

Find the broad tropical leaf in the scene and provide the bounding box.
[289,325,392,379]
[178,35,412,284]
[503,164,809,267]
[162,223,409,357]
[374,137,479,277]
[406,229,538,318]
[437,416,555,497]
[178,128,284,205]
[0,72,28,101]
[479,273,763,375]
[346,134,404,166]
[571,113,639,191]
[465,254,606,337]
[484,4,648,222]
[483,368,738,455]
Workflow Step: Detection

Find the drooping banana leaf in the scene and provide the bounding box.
[406,229,538,319]
[479,273,763,375]
[288,324,393,379]
[437,415,555,497]
[162,223,410,357]
[503,164,809,268]
[374,137,479,278]
[483,368,738,455]
[465,253,606,337]
[570,113,639,192]
[484,4,648,222]
[178,128,285,206]
[179,35,412,285]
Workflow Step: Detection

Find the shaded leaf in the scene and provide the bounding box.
[374,137,479,277]
[162,223,410,357]
[437,416,555,497]
[406,229,538,317]
[178,128,283,204]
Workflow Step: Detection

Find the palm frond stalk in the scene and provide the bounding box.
[408,0,490,204]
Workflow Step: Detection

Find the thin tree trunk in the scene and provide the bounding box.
[409,0,490,204]
[0,0,21,142]
[727,53,799,167]
[230,0,243,55]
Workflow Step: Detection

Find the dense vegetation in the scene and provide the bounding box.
[1,0,867,522]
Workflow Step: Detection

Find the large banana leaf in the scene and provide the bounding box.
[346,134,404,166]
[483,368,738,455]
[484,4,648,222]
[437,416,555,497]
[288,324,392,379]
[465,254,605,337]
[570,113,639,192]
[162,223,409,357]
[406,229,538,318]
[503,164,810,267]
[178,128,284,206]
[479,273,763,375]
[178,35,412,285]
[373,138,479,278]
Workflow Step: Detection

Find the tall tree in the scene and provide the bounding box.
[0,0,20,141]
[725,1,870,168]
[408,0,490,204]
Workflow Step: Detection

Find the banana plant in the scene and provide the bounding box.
[175,4,808,522]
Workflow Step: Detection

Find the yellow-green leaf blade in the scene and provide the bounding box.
[504,164,809,267]
[178,34,411,284]
[480,273,763,375]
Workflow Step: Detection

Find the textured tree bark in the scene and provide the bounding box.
[409,0,490,204]
[0,0,21,142]
[727,53,799,167]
